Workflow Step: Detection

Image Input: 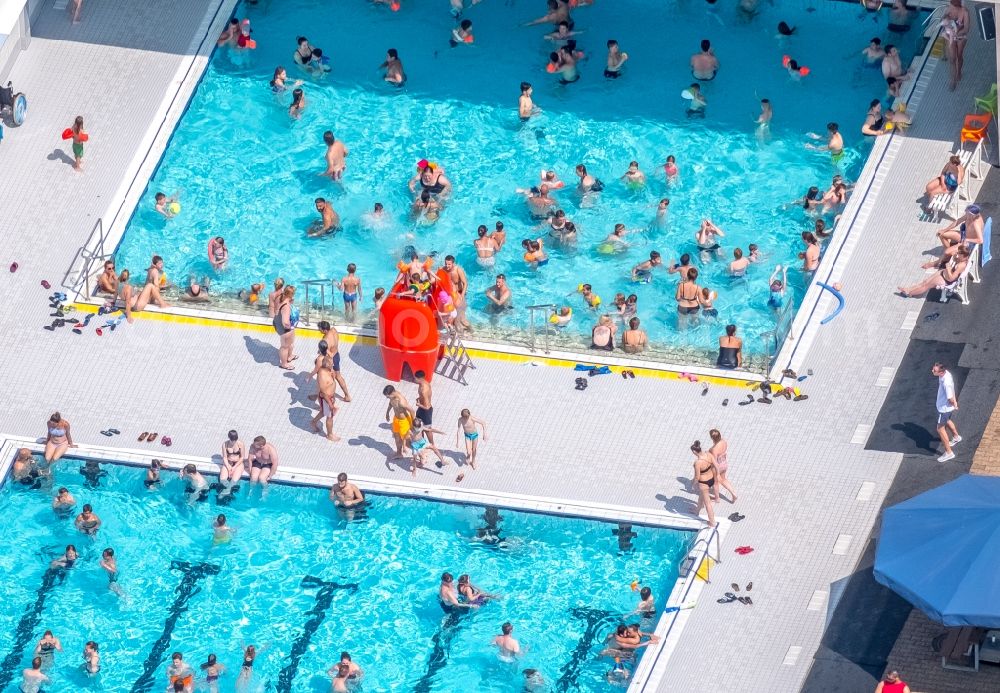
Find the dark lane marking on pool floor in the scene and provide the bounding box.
[557,607,619,692]
[130,560,221,693]
[0,567,69,690]
[414,609,473,693]
[276,575,359,693]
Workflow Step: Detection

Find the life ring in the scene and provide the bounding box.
[817,282,844,324]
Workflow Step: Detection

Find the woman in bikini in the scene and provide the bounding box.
[898,245,970,298]
[220,430,246,486]
[675,268,704,328]
[457,574,498,605]
[691,441,717,527]
[273,285,297,370]
[942,0,970,90]
[44,412,74,463]
[708,429,738,503]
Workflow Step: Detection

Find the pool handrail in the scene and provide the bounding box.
[526,303,557,354]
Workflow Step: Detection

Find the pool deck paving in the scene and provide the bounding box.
[0,2,999,692]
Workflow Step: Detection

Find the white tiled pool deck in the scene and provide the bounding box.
[0,1,997,691]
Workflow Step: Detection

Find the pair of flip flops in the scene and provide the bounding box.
[738,394,755,406]
[575,377,588,390]
[728,512,746,522]
[734,545,754,555]
[100,428,121,437]
[717,582,754,605]
[620,370,636,379]
[138,432,171,446]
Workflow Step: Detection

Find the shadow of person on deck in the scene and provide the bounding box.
[889,421,937,453]
[243,335,278,365]
[655,492,698,516]
[47,149,76,167]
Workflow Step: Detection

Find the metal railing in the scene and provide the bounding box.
[758,297,795,373]
[62,218,110,298]
[526,304,557,353]
[300,278,336,325]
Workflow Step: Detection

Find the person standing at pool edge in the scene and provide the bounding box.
[384,385,416,460]
[274,285,297,370]
[932,362,961,462]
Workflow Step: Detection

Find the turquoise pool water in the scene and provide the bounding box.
[0,459,691,692]
[114,0,921,355]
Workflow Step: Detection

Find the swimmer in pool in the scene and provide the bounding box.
[806,122,844,160]
[632,251,662,282]
[458,573,498,605]
[269,66,302,94]
[330,472,365,508]
[620,161,646,188]
[663,156,679,179]
[756,99,772,131]
[83,641,100,677]
[575,164,602,193]
[154,191,180,218]
[34,631,62,671]
[208,236,228,270]
[50,545,77,570]
[145,458,163,489]
[493,623,521,659]
[539,169,564,190]
[181,463,209,504]
[485,274,512,313]
[451,19,474,47]
[767,265,788,308]
[474,225,499,267]
[800,232,821,272]
[100,547,124,596]
[605,223,631,249]
[748,243,761,262]
[668,253,694,280]
[491,220,507,250]
[577,283,602,310]
[213,513,235,544]
[309,198,341,237]
[730,247,750,276]
[685,83,706,116]
[75,504,101,535]
[288,87,306,119]
[293,36,314,68]
[633,586,656,617]
[518,184,556,218]
[690,39,719,80]
[881,44,911,83]
[862,37,885,65]
[439,572,478,611]
[379,48,406,85]
[605,39,628,78]
[320,131,349,181]
[545,20,581,43]
[524,0,570,27]
[457,408,487,469]
[518,82,540,121]
[21,657,49,693]
[696,219,725,257]
[328,663,352,693]
[166,652,194,692]
[522,238,549,267]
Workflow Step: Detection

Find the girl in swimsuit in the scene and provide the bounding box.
[83,641,100,676]
[221,430,246,485]
[50,545,78,570]
[708,429,738,503]
[691,441,717,527]
[238,645,258,689]
[44,412,73,463]
[458,574,498,605]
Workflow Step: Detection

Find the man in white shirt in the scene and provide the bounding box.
[932,362,962,462]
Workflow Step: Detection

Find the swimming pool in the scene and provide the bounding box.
[113,0,922,361]
[0,455,692,692]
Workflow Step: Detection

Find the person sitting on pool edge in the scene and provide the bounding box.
[621,317,647,353]
[309,198,340,237]
[591,314,616,351]
[717,324,742,369]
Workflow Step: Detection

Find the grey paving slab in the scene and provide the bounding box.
[0,3,996,693]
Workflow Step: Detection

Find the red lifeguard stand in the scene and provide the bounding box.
[377,268,454,381]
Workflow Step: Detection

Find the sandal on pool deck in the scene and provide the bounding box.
[147,433,158,443]
[138,432,149,442]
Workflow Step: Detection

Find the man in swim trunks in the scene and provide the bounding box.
[474,226,499,267]
[690,39,719,80]
[330,472,365,508]
[485,274,512,312]
[439,572,478,611]
[493,623,521,658]
[862,37,885,65]
[317,320,352,401]
[384,385,416,460]
[443,255,472,331]
[553,46,578,84]
[309,198,340,237]
[74,504,101,535]
[311,364,341,442]
[413,369,442,456]
[320,131,349,181]
[937,204,984,259]
[248,436,279,485]
[519,185,556,218]
[339,263,361,322]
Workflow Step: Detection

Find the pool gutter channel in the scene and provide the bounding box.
[0,435,717,692]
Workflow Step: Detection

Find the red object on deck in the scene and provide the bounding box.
[378,268,454,381]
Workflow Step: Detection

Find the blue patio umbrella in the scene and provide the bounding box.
[874,474,1000,628]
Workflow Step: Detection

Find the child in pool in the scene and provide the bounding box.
[663,155,679,179]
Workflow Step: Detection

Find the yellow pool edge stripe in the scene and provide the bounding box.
[70,303,757,388]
